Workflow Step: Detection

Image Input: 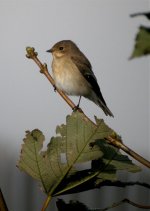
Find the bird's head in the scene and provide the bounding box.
[46,40,79,58]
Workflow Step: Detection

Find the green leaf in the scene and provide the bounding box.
[96,164,117,181]
[18,111,140,197]
[130,26,150,59]
[18,112,113,195]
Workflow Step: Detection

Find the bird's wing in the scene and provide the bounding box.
[71,55,107,106]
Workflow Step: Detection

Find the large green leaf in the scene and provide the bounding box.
[130,26,150,59]
[18,111,140,196]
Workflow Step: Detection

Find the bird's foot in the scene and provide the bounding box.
[72,104,79,112]
[72,96,82,112]
[72,103,81,112]
[53,85,56,92]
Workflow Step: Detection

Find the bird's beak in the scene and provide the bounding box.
[46,48,53,53]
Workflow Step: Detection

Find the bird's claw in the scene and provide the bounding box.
[72,105,80,112]
[53,85,56,92]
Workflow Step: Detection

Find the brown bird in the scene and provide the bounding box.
[47,40,114,117]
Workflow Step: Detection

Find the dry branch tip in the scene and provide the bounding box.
[26,47,37,59]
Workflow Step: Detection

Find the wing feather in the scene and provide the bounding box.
[71,55,107,106]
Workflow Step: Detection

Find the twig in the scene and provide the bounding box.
[97,180,150,189]
[56,198,150,211]
[106,136,150,168]
[0,189,9,211]
[26,47,77,111]
[41,195,52,211]
[97,198,150,210]
[26,47,150,169]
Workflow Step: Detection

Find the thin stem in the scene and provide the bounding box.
[106,136,150,168]
[26,47,78,111]
[97,198,150,210]
[97,180,150,189]
[41,195,52,211]
[26,47,150,169]
[0,189,9,211]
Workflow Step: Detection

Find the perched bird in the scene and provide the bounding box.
[47,40,114,117]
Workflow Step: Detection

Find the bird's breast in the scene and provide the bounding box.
[51,57,90,96]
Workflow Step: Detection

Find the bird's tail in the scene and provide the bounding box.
[97,99,114,117]
[86,91,114,117]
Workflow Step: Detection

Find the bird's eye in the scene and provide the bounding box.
[59,47,64,50]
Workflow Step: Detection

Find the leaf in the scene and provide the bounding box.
[130,26,150,59]
[18,112,113,195]
[18,111,140,197]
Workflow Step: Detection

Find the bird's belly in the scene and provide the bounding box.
[53,66,89,96]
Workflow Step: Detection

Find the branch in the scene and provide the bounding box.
[26,47,77,111]
[0,189,9,211]
[106,136,150,168]
[56,198,150,211]
[97,180,150,189]
[25,47,150,169]
[97,198,150,210]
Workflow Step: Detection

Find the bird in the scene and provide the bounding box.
[46,40,114,117]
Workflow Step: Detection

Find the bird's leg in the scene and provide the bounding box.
[77,96,82,108]
[73,96,82,111]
